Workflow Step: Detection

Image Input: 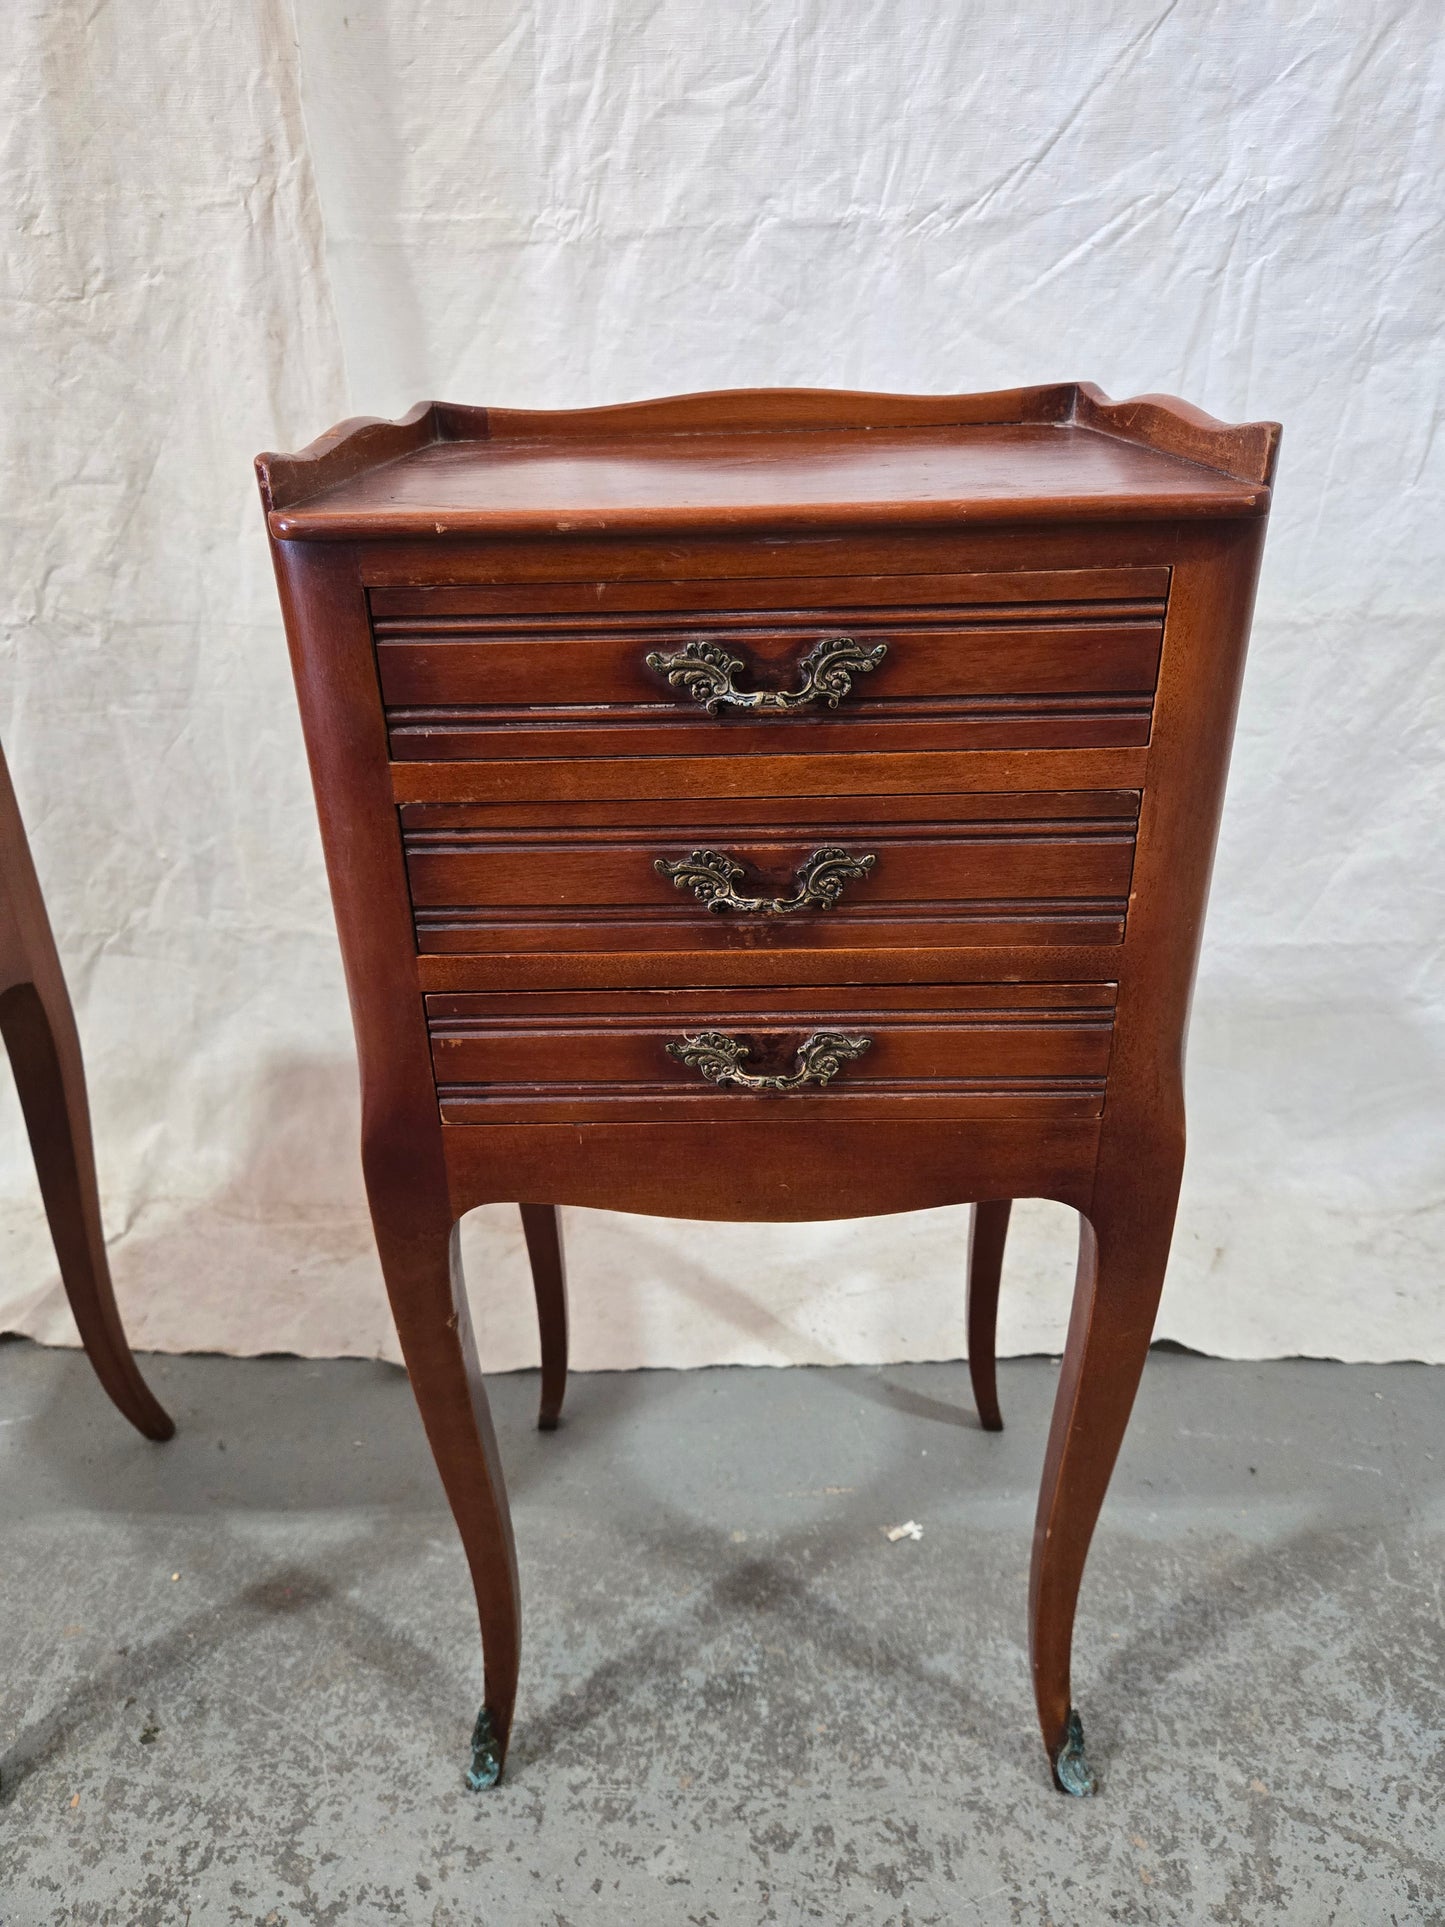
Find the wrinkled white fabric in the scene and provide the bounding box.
[1,1,1441,1367]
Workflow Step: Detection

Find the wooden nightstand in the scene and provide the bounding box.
[257,384,1278,1795]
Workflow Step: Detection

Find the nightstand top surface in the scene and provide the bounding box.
[259,385,1278,540]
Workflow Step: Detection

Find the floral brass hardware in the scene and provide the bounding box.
[665,1029,872,1093]
[644,635,888,713]
[654,845,877,916]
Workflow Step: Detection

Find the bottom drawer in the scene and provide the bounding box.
[426,982,1116,1124]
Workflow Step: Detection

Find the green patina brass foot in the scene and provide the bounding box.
[465,1707,503,1790]
[1053,1708,1097,1797]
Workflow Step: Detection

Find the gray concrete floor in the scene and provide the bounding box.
[0,1340,1441,1925]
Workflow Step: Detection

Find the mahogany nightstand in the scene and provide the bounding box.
[257,384,1278,1795]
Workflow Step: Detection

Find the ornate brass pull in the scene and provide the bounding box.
[666,1029,872,1093]
[645,635,887,713]
[654,846,876,916]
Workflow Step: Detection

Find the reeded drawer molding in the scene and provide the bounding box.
[425,982,1117,1126]
[400,789,1140,957]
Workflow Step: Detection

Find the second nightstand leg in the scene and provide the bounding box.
[519,1203,568,1431]
[966,1199,1011,1431]
[1028,1172,1178,1795]
[376,1213,521,1787]
[0,977,175,1442]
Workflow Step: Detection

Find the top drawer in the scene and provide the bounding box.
[371,567,1168,763]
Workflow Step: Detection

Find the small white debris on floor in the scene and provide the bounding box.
[885,1521,923,1542]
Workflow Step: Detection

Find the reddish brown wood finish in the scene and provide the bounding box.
[389,744,1150,806]
[0,743,173,1441]
[258,384,1277,1797]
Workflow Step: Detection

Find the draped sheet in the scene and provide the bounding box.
[2,0,1441,1366]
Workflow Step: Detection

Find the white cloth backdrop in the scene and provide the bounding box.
[2,1,1442,1368]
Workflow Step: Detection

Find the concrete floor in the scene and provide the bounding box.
[0,1341,1440,1926]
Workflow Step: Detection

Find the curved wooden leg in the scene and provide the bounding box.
[0,981,174,1441]
[375,1211,520,1786]
[519,1203,568,1431]
[966,1199,1010,1431]
[1029,1167,1179,1795]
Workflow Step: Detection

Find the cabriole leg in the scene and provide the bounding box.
[374,1212,521,1787]
[966,1198,1011,1431]
[519,1203,568,1431]
[1029,1170,1179,1794]
[0,980,173,1441]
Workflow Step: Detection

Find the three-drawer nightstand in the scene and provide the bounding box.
[257,384,1278,1795]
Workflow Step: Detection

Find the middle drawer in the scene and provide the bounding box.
[400,789,1140,956]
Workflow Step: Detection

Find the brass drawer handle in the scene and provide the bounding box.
[655,845,877,916]
[666,1029,872,1093]
[645,635,887,713]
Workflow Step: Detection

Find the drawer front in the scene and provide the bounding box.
[372,567,1166,762]
[401,789,1139,954]
[426,982,1116,1125]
